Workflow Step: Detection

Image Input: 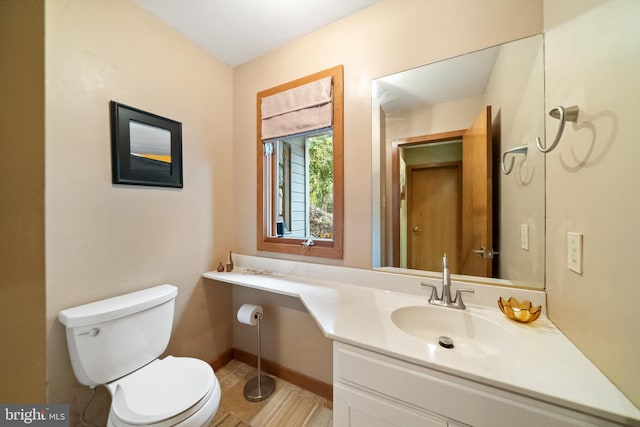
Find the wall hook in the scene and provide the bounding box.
[536,105,579,153]
[501,145,528,175]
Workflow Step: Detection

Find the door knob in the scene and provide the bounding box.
[472,247,499,259]
[412,226,420,232]
[472,247,485,256]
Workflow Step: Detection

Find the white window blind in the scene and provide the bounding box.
[261,76,333,140]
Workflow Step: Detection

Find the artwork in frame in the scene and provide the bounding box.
[110,101,183,188]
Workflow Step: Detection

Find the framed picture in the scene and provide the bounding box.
[110,101,183,188]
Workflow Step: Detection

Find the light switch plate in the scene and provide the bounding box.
[521,224,529,251]
[567,232,583,274]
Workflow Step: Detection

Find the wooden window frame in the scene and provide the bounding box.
[257,65,344,259]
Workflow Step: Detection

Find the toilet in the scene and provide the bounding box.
[58,284,220,426]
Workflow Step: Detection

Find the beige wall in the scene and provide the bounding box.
[0,0,47,403]
[233,0,542,382]
[45,0,234,422]
[544,0,640,406]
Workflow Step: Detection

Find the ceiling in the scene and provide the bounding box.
[373,45,500,115]
[132,0,497,118]
[133,0,381,67]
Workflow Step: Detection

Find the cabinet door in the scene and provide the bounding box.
[334,384,447,427]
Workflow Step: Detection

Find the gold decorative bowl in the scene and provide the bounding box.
[498,297,541,323]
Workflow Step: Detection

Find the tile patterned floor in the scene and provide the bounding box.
[211,360,333,427]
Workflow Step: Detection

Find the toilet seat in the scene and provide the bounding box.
[106,356,220,427]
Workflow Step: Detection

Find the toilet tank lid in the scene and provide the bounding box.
[59,284,178,328]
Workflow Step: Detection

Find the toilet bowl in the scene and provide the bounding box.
[106,356,220,426]
[59,285,220,426]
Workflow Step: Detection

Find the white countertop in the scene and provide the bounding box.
[203,255,640,425]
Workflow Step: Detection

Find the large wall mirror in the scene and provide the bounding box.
[372,35,545,289]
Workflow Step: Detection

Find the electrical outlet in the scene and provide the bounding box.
[567,232,583,274]
[521,224,529,251]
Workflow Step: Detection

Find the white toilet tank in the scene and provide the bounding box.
[59,284,178,387]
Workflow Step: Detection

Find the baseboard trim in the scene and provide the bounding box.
[210,348,235,371]
[211,348,333,402]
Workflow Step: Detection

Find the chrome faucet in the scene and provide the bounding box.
[421,254,474,310]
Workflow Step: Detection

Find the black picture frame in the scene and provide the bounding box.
[110,101,183,188]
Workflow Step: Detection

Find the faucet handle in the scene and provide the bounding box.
[420,282,439,303]
[453,288,474,309]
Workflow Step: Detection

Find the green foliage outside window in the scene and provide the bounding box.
[307,133,333,238]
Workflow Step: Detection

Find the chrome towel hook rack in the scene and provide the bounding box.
[536,105,579,153]
[501,145,528,175]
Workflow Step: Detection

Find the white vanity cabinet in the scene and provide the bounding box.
[333,342,621,427]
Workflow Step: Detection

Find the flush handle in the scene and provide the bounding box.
[78,328,100,337]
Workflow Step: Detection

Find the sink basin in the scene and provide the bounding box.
[391,305,518,356]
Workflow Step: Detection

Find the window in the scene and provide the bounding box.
[257,66,343,258]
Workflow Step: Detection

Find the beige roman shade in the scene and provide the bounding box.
[261,76,333,140]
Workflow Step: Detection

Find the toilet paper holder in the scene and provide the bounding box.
[238,304,275,401]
